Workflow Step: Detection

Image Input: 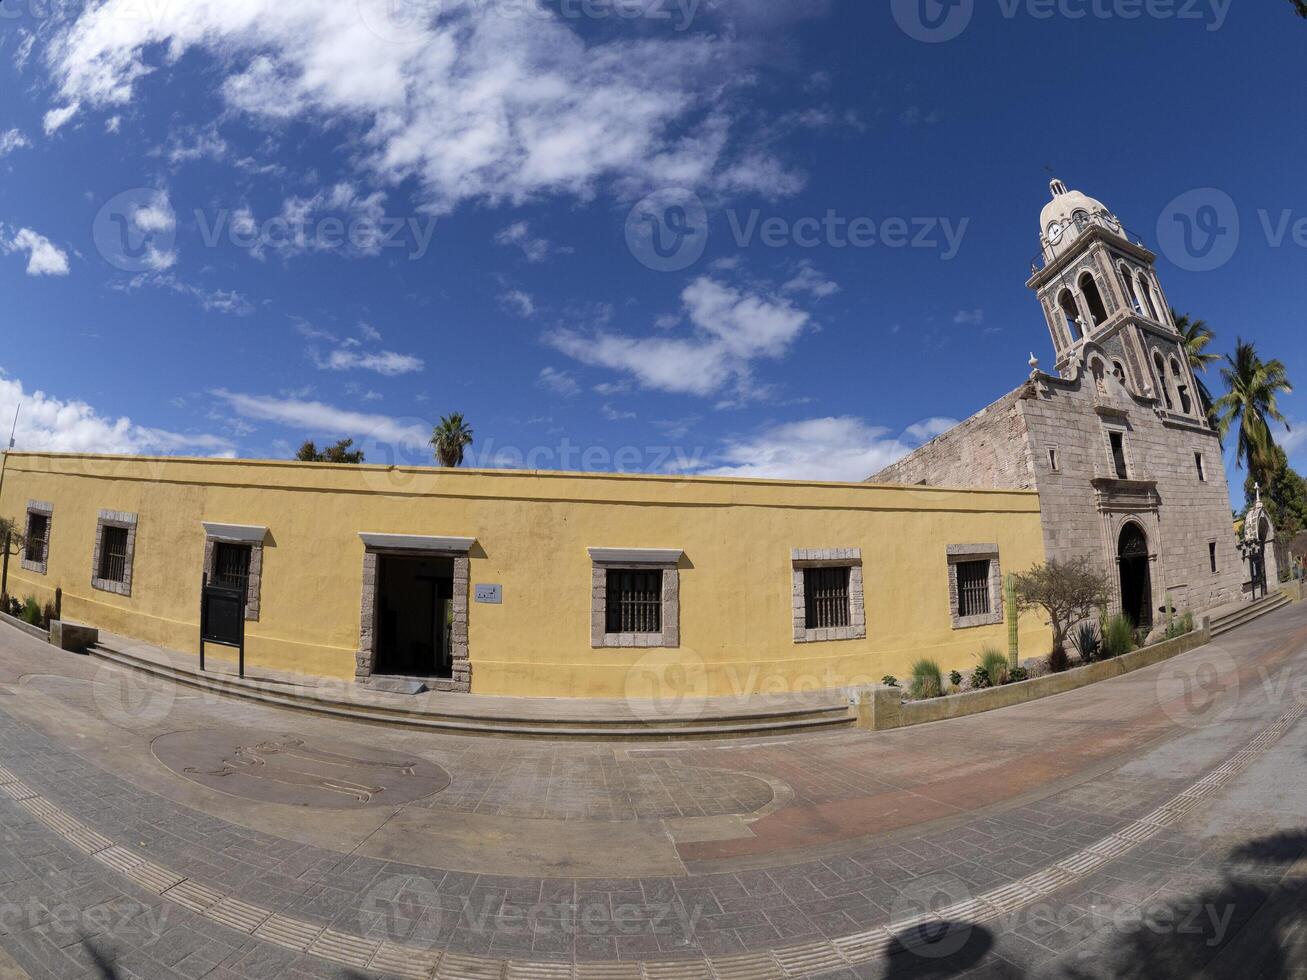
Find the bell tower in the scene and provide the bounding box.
[1025,179,1210,427]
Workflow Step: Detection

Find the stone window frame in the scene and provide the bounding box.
[792,549,866,644]
[1194,452,1207,483]
[21,501,53,575]
[1102,422,1134,481]
[589,548,682,649]
[1209,540,1219,575]
[201,522,267,622]
[91,510,138,597]
[947,544,1005,630]
[1047,446,1061,473]
[354,533,473,693]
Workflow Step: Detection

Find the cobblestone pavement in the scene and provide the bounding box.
[0,604,1304,978]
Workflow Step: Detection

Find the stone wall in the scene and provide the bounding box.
[868,387,1035,490]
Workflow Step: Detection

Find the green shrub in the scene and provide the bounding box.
[1164,611,1196,641]
[979,648,1010,686]
[949,670,963,688]
[19,596,42,627]
[1101,614,1136,659]
[881,675,900,688]
[1048,647,1071,673]
[970,666,992,689]
[1009,666,1029,683]
[909,659,943,700]
[1072,621,1100,663]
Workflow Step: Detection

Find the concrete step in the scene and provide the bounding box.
[87,643,855,741]
[1210,593,1291,638]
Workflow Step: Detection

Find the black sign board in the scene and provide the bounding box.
[200,575,246,678]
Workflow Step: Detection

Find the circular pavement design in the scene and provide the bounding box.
[152,728,451,810]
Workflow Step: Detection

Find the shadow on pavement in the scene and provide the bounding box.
[1058,829,1307,979]
[881,921,996,977]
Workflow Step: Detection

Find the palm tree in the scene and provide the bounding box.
[1214,339,1293,487]
[431,413,474,468]
[1172,310,1220,422]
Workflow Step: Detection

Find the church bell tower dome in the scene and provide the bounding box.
[1039,178,1124,264]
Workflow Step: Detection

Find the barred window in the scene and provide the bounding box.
[98,526,130,583]
[606,569,662,634]
[956,560,992,618]
[213,542,252,598]
[25,514,49,565]
[804,566,851,630]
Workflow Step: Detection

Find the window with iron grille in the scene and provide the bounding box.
[213,542,252,598]
[804,566,851,630]
[98,526,130,583]
[956,560,992,618]
[606,569,663,634]
[25,513,49,566]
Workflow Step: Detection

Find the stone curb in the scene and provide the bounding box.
[855,626,1211,731]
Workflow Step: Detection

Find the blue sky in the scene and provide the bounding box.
[0,0,1303,498]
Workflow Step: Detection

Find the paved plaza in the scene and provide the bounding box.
[0,606,1305,978]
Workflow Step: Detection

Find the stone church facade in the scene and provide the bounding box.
[871,180,1245,628]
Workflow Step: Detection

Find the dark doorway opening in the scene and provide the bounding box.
[1118,523,1153,631]
[375,555,454,678]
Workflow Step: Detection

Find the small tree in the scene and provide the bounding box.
[0,516,23,603]
[296,439,366,464]
[1014,557,1109,656]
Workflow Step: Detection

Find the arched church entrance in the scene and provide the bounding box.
[1118,522,1153,630]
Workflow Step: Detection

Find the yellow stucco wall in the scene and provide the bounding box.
[0,452,1051,698]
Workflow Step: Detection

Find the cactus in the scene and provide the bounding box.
[1005,572,1019,667]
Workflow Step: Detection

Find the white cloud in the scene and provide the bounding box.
[314,347,424,376]
[537,367,579,398]
[548,276,810,399]
[212,389,427,444]
[104,115,122,134]
[161,123,228,164]
[602,403,636,421]
[495,221,564,263]
[0,371,234,456]
[499,288,536,318]
[702,417,915,483]
[782,261,840,299]
[13,32,35,73]
[358,322,383,342]
[1,227,71,276]
[0,129,30,157]
[43,0,805,212]
[953,309,985,326]
[114,272,253,315]
[903,417,959,443]
[43,102,80,135]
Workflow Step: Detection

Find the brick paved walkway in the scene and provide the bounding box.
[0,604,1304,978]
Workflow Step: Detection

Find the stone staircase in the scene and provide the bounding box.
[87,640,855,741]
[1210,590,1293,639]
